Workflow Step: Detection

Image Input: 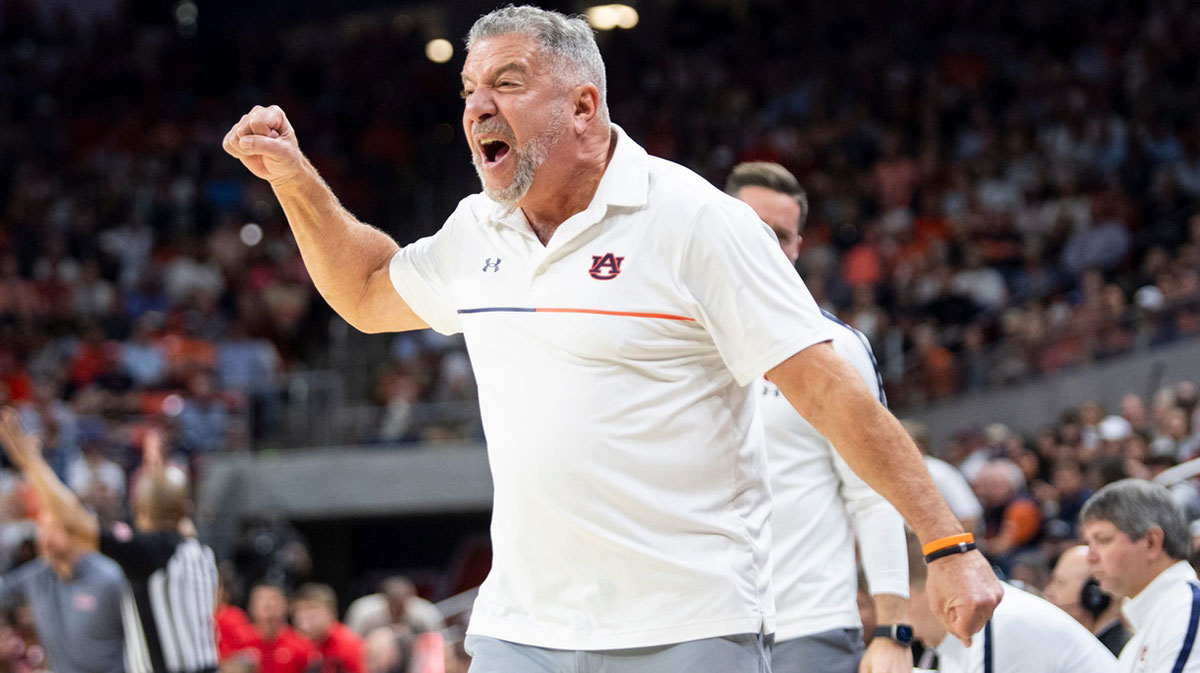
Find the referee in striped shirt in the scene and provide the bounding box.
[0,408,218,673]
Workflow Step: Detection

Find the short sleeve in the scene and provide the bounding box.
[680,200,834,385]
[388,217,463,336]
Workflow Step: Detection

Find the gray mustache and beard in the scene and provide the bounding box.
[471,111,566,205]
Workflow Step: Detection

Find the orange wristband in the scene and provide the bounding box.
[921,533,975,556]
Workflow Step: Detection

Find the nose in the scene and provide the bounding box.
[463,87,497,126]
[1085,545,1098,565]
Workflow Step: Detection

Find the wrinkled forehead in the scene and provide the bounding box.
[462,33,546,82]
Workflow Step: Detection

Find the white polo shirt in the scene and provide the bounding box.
[389,126,835,650]
[757,311,908,641]
[1118,560,1200,673]
[935,582,1116,673]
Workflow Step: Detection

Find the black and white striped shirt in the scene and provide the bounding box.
[102,525,218,673]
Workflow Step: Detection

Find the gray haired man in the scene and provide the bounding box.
[1081,479,1200,672]
[224,5,999,672]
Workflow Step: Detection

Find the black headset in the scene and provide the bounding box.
[1081,577,1112,617]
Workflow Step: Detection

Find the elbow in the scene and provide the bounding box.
[343,313,387,334]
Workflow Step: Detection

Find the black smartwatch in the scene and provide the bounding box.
[873,623,915,644]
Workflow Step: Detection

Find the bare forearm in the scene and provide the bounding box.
[831,397,960,542]
[873,593,910,624]
[272,163,400,332]
[771,345,962,543]
[24,459,99,549]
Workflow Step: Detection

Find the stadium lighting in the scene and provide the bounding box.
[586,4,638,30]
[615,5,639,29]
[240,223,263,246]
[425,39,454,64]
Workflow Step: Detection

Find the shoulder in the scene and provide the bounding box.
[643,155,762,233]
[80,552,126,580]
[4,559,50,585]
[450,193,493,225]
[1145,578,1200,637]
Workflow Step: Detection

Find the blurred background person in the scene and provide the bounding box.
[345,577,444,638]
[1043,545,1129,656]
[0,513,125,673]
[292,583,365,673]
[246,582,317,673]
[1081,479,1200,672]
[0,411,218,673]
[727,161,912,673]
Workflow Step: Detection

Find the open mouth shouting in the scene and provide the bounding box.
[477,136,513,168]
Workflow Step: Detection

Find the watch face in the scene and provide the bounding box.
[896,624,914,643]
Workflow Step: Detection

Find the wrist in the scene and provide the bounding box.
[873,623,915,644]
[922,533,977,564]
[268,156,318,195]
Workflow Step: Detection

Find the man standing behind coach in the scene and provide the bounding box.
[728,161,912,673]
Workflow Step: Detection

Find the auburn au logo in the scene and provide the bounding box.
[589,253,625,280]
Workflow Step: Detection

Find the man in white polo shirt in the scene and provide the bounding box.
[223,6,1000,671]
[727,162,912,673]
[1081,479,1200,672]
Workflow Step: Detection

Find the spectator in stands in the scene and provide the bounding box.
[345,577,444,638]
[0,413,220,673]
[903,420,982,533]
[1081,479,1199,671]
[363,627,412,673]
[247,582,317,673]
[973,459,1041,566]
[1043,546,1129,657]
[292,583,366,673]
[216,564,258,663]
[0,513,126,673]
[64,420,125,526]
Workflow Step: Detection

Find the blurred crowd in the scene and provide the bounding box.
[905,377,1200,584]
[212,573,467,673]
[0,0,1198,455]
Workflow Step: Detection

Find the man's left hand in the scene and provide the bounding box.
[859,636,913,673]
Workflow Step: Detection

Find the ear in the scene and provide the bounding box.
[1142,526,1166,557]
[572,83,601,132]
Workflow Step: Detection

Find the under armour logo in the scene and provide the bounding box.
[589,252,625,280]
[482,258,502,272]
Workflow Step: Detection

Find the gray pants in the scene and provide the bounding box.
[770,628,863,673]
[465,633,773,673]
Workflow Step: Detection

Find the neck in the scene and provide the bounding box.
[49,552,81,580]
[519,125,614,244]
[1130,557,1180,598]
[1093,608,1124,635]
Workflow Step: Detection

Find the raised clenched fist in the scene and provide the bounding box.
[222,105,306,186]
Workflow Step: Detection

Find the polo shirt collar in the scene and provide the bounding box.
[486,123,649,232]
[1122,560,1198,630]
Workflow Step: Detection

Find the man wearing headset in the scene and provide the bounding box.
[1081,479,1200,673]
[1044,545,1130,657]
